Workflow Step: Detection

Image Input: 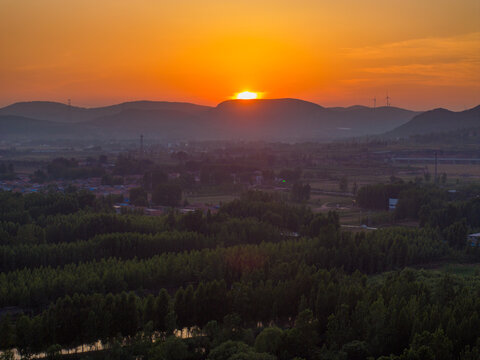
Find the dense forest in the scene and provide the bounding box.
[0,187,479,360]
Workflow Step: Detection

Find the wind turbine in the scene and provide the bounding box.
[385,92,391,107]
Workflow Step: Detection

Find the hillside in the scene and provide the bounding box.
[98,100,212,115]
[0,102,90,123]
[207,99,418,139]
[327,106,420,136]
[0,115,87,138]
[0,98,420,140]
[89,108,209,139]
[387,105,480,137]
[208,98,329,139]
[0,100,212,123]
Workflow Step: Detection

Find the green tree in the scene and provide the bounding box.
[341,340,369,360]
[443,219,467,248]
[46,344,62,360]
[152,184,182,207]
[84,310,98,345]
[149,336,189,360]
[143,294,155,326]
[291,183,311,202]
[155,289,171,332]
[208,341,253,360]
[15,315,32,356]
[129,187,148,206]
[0,315,14,349]
[254,327,283,356]
[406,329,453,360]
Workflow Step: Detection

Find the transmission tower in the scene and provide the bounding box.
[67,99,71,122]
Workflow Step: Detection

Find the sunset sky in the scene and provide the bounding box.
[1,0,479,110]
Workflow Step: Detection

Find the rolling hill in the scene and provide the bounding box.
[327,105,420,136]
[0,102,90,123]
[0,98,421,140]
[387,105,480,138]
[0,101,211,123]
[0,115,87,138]
[205,99,419,139]
[207,98,329,139]
[88,108,210,139]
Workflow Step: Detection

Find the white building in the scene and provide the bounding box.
[388,198,398,211]
[468,233,480,247]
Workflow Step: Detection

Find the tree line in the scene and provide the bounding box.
[1,268,479,360]
[0,226,450,309]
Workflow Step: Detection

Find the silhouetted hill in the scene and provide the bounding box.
[327,106,420,135]
[0,115,87,138]
[387,105,480,137]
[89,108,209,139]
[209,98,327,139]
[328,105,370,111]
[207,99,418,139]
[0,98,421,140]
[0,101,211,123]
[99,101,212,115]
[0,102,90,123]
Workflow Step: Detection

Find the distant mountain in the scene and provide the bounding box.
[0,115,87,138]
[206,99,418,139]
[387,105,480,138]
[0,98,421,140]
[89,108,209,139]
[208,98,328,139]
[97,101,212,115]
[327,106,420,136]
[0,100,211,123]
[0,102,90,123]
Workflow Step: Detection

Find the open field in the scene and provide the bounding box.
[425,163,480,179]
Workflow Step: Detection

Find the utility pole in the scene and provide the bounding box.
[385,92,391,107]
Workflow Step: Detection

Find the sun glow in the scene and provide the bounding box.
[235,91,259,100]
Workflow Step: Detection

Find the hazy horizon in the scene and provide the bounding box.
[1,96,478,113]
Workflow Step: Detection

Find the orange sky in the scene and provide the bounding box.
[1,0,479,110]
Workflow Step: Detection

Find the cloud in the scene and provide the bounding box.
[344,32,480,62]
[342,32,480,86]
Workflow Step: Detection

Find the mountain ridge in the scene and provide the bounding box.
[0,115,88,137]
[386,105,480,138]
[0,100,212,123]
[0,98,434,140]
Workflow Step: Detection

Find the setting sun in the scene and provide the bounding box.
[235,91,259,100]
